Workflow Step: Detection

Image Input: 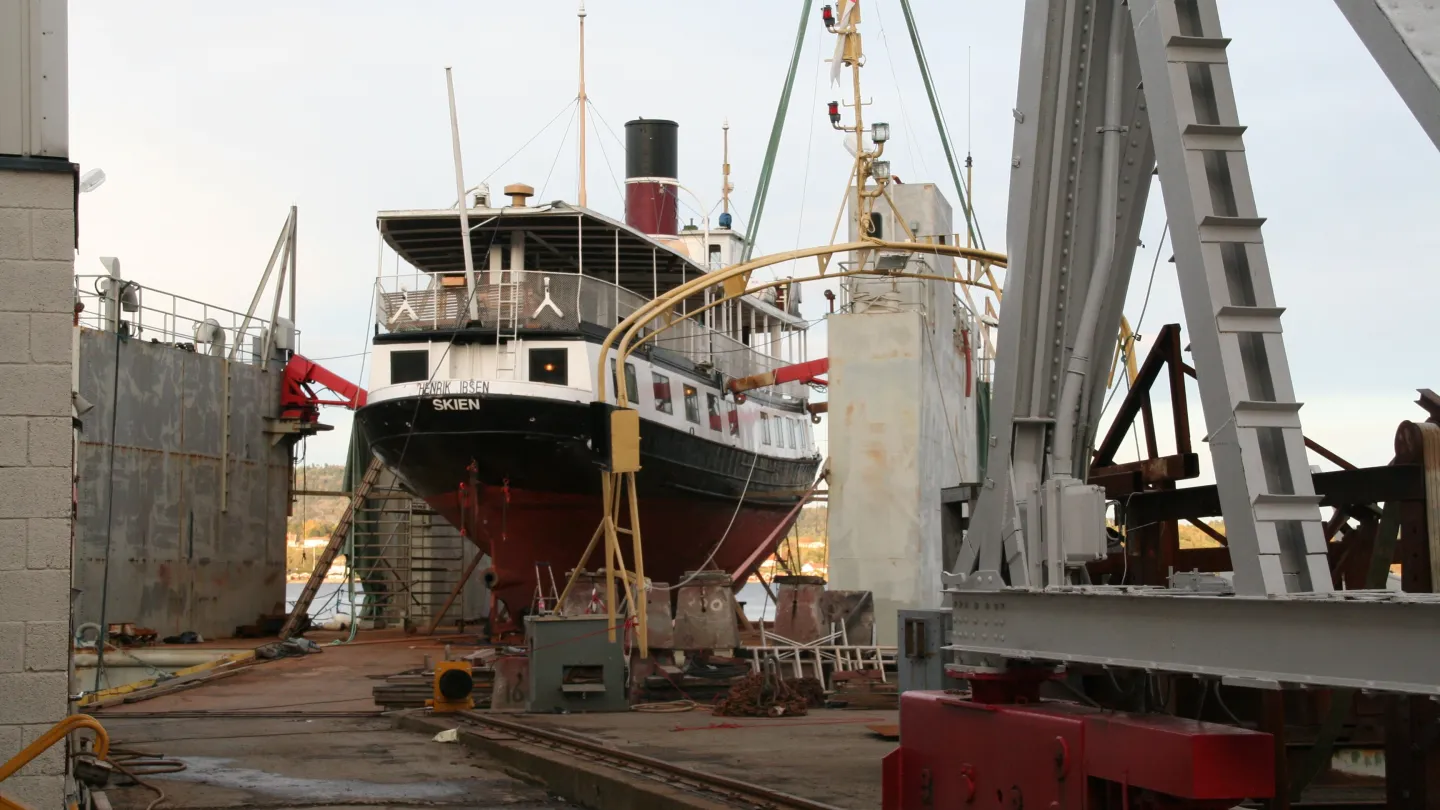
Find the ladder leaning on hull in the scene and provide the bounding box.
[279,456,385,640]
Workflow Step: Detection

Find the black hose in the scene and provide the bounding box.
[95,329,126,691]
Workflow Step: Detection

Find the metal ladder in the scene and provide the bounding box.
[405,498,465,621]
[1130,0,1331,594]
[279,456,385,639]
[494,272,522,379]
[533,561,560,614]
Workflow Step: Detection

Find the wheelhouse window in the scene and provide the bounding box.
[652,372,673,414]
[707,394,722,431]
[683,385,700,424]
[610,359,639,404]
[727,403,740,436]
[786,418,798,450]
[390,349,429,385]
[529,348,568,385]
[761,412,772,446]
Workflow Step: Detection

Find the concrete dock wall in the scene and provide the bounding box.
[73,330,290,639]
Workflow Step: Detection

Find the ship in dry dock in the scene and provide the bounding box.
[355,119,823,636]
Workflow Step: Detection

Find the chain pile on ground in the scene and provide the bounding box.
[712,672,811,718]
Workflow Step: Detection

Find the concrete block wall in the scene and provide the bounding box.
[0,165,77,808]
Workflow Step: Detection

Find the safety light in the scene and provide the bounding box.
[828,101,841,126]
[872,160,891,181]
[428,661,474,714]
[821,5,835,28]
[872,122,891,144]
[79,168,107,194]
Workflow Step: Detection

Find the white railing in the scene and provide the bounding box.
[75,275,290,365]
[375,270,807,400]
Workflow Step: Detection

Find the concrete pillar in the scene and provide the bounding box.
[828,184,978,646]
[1,2,76,803]
[0,166,76,805]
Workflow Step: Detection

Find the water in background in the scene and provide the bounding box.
[285,581,365,621]
[288,580,774,622]
[736,581,775,622]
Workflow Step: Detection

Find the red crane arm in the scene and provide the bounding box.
[280,355,368,422]
[726,358,829,397]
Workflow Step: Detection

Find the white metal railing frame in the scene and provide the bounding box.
[74,275,289,365]
[374,270,809,400]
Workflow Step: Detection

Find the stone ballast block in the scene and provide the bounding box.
[26,417,71,467]
[0,260,77,313]
[0,467,70,519]
[25,519,69,571]
[0,671,68,724]
[23,622,68,673]
[0,365,70,417]
[28,313,72,364]
[0,622,22,674]
[0,569,70,622]
[0,417,26,466]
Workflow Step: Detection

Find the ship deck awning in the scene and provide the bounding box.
[377,201,806,327]
[377,202,698,284]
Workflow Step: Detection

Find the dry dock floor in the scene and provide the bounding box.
[91,634,572,810]
[86,633,895,809]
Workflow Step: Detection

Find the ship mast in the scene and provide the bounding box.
[827,1,889,237]
[722,120,733,216]
[577,1,589,207]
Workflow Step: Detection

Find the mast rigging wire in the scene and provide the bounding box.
[871,0,928,176]
[478,100,578,188]
[538,104,580,202]
[741,0,816,264]
[897,0,985,250]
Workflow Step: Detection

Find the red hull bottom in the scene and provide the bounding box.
[426,484,796,636]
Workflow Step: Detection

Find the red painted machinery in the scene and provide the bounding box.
[883,684,1274,810]
[279,354,368,427]
[727,357,829,400]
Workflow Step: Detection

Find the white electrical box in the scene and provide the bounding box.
[1042,478,1108,565]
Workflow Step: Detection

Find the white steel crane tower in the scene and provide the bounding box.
[947,0,1440,693]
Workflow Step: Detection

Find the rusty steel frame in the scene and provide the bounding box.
[1085,324,1199,586]
[1083,337,1440,804]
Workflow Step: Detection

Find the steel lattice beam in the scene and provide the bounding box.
[947,585,1440,694]
[1333,0,1440,153]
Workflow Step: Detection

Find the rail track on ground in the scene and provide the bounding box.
[456,711,845,810]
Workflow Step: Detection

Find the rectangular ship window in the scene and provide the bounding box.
[625,363,639,404]
[707,394,722,431]
[683,385,700,424]
[761,412,772,446]
[728,403,740,436]
[652,372,674,414]
[610,359,639,403]
[529,348,568,385]
[390,349,429,385]
[787,418,797,449]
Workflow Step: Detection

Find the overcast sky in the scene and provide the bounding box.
[69,1,1438,477]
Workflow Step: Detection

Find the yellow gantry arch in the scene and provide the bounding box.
[564,237,1008,658]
